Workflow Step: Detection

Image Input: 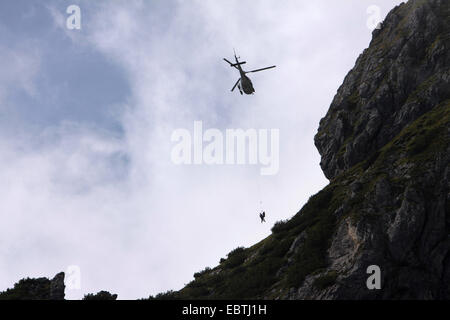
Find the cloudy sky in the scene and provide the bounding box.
[0,0,404,299]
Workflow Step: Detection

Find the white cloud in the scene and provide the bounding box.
[0,44,40,104]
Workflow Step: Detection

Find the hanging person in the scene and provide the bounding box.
[259,211,266,223]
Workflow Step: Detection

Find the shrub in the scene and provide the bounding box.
[0,277,51,300]
[271,219,290,234]
[148,290,178,300]
[224,247,247,269]
[193,267,212,279]
[83,291,118,300]
[227,247,245,256]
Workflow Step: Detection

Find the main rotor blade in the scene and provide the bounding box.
[231,79,240,92]
[224,58,235,66]
[246,65,276,73]
[224,58,247,71]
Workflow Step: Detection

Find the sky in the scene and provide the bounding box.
[0,0,404,299]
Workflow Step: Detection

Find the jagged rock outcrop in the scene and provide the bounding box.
[167,0,449,300]
[49,272,66,300]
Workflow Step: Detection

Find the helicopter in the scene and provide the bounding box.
[223,51,276,95]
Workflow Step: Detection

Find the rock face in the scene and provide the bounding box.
[314,0,449,180]
[169,0,449,300]
[50,272,66,300]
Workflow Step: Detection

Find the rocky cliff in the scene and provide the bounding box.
[315,0,449,180]
[159,0,449,300]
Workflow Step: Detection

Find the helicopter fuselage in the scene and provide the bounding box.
[237,67,255,95]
